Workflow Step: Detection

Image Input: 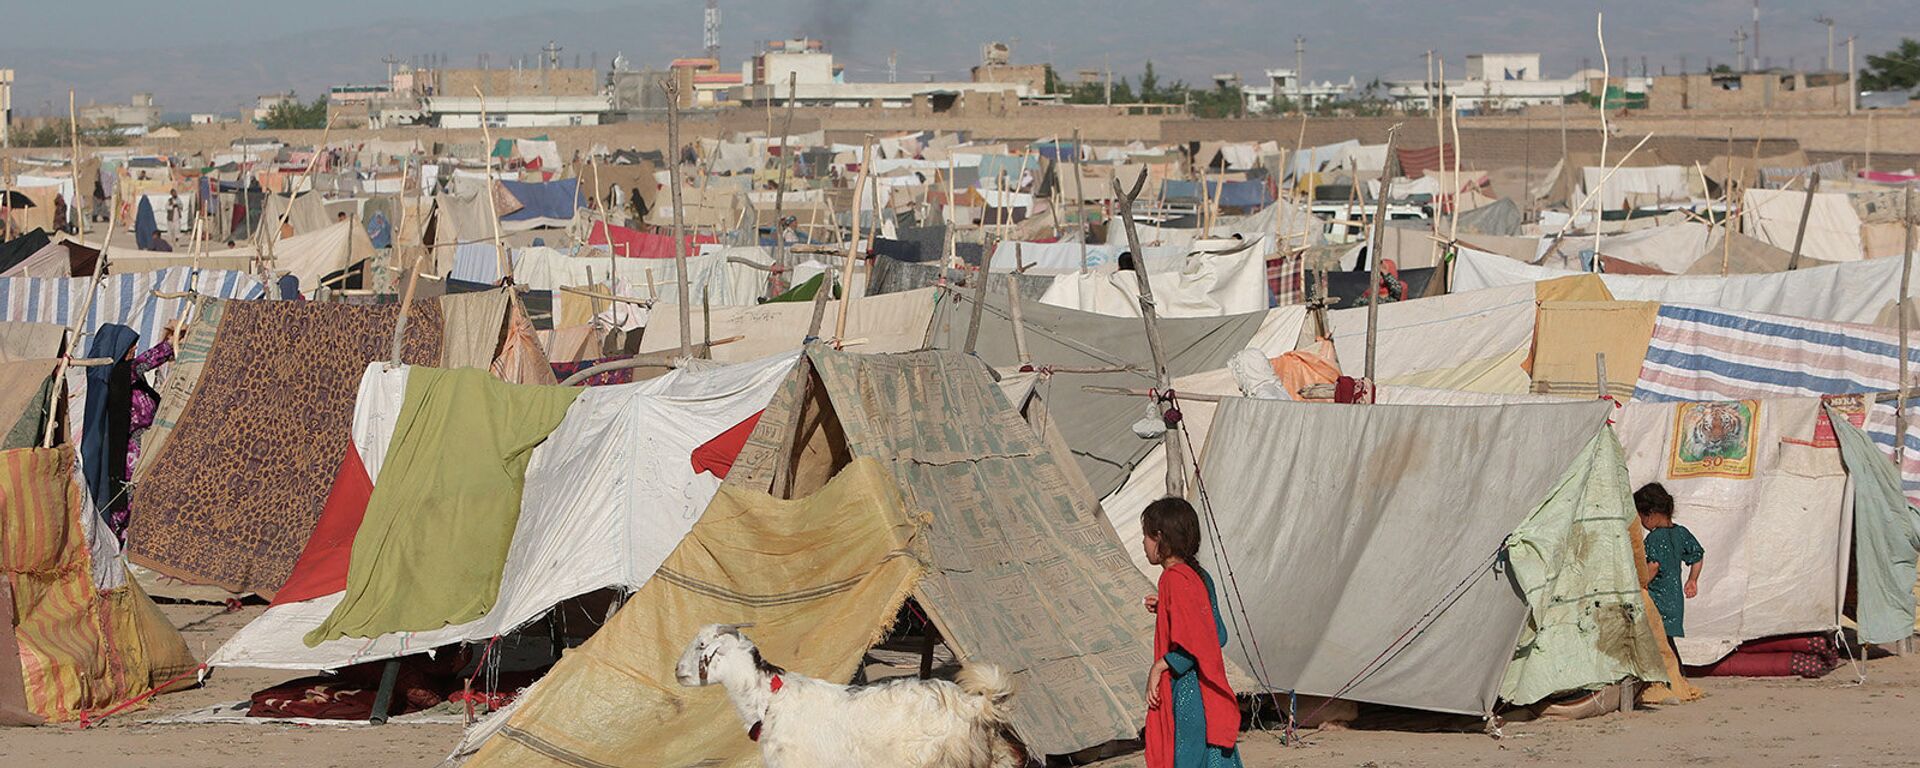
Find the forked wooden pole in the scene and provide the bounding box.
[768,72,799,298]
[1365,125,1405,385]
[833,134,876,343]
[662,80,693,358]
[1785,171,1822,271]
[1112,169,1185,497]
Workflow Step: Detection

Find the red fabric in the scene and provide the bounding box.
[690,411,763,479]
[1687,650,1830,678]
[271,448,373,605]
[1738,635,1832,655]
[1600,255,1669,275]
[588,221,719,259]
[1145,562,1238,767]
[1334,376,1373,404]
[1394,144,1457,179]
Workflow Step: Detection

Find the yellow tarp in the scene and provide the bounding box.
[1535,273,1615,304]
[1529,301,1660,399]
[0,447,197,723]
[467,458,924,768]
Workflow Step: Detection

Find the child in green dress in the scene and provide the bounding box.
[1635,483,1705,644]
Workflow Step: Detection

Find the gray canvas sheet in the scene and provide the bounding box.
[928,292,1264,497]
[1197,397,1612,715]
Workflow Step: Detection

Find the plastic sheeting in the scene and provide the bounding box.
[1742,188,1865,264]
[498,179,579,231]
[1454,247,1913,325]
[1327,282,1537,393]
[1197,397,1615,714]
[207,353,798,669]
[1037,250,1269,318]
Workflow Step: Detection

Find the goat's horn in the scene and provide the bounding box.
[718,622,757,634]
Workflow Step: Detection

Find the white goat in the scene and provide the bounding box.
[675,623,1029,768]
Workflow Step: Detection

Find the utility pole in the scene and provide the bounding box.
[382,54,401,85]
[1751,0,1761,69]
[1104,54,1112,106]
[1815,15,1835,70]
[1847,35,1857,114]
[1426,50,1436,112]
[1733,28,1749,72]
[704,0,721,62]
[1294,35,1306,109]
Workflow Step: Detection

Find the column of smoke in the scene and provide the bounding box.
[808,0,873,53]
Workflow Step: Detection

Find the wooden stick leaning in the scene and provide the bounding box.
[1594,12,1611,271]
[41,194,118,447]
[768,72,799,298]
[832,135,877,344]
[69,90,83,238]
[661,80,693,358]
[1071,129,1092,271]
[1007,245,1032,367]
[1112,169,1186,498]
[1365,126,1404,384]
[471,87,510,286]
[1541,132,1656,257]
[1785,170,1822,271]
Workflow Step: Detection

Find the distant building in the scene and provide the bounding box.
[188,113,229,125]
[1648,70,1854,113]
[610,69,674,113]
[669,58,742,108]
[736,39,1029,108]
[253,93,298,124]
[417,66,610,128]
[1386,54,1594,112]
[972,42,1048,95]
[80,92,161,129]
[1242,68,1353,112]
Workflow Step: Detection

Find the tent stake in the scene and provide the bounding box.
[1784,170,1821,271]
[1113,169,1186,498]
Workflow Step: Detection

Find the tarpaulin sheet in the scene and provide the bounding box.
[1327,283,1537,394]
[638,286,938,363]
[1038,251,1269,319]
[930,291,1265,497]
[209,353,796,669]
[586,221,716,260]
[722,347,1157,755]
[1529,301,1659,399]
[305,368,580,644]
[1632,303,1920,505]
[1196,397,1614,715]
[1742,189,1865,264]
[1396,144,1457,179]
[1454,247,1914,325]
[1612,398,1850,665]
[0,267,265,355]
[1500,433,1669,704]
[0,321,64,361]
[128,300,443,597]
[1583,165,1691,207]
[1159,180,1273,209]
[1829,407,1920,645]
[462,459,924,768]
[498,179,578,231]
[0,446,197,722]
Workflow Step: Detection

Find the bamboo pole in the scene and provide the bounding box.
[1112,168,1185,497]
[833,134,876,343]
[1900,182,1915,469]
[1785,170,1822,271]
[768,72,798,298]
[1365,126,1404,385]
[662,80,692,358]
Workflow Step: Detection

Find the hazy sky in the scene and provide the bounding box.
[4,0,1910,114]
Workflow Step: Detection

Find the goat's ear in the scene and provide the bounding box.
[716,622,756,636]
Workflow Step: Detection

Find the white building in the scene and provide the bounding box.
[1387,53,1597,111]
[736,39,1029,108]
[0,69,12,146]
[422,94,611,128]
[1241,69,1354,113]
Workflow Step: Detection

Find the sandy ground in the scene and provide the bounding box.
[4,602,1920,767]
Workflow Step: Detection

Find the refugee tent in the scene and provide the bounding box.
[1535,222,1717,275]
[1453,247,1912,325]
[1037,249,1269,318]
[1742,188,1866,264]
[459,459,923,768]
[931,292,1267,496]
[0,321,66,361]
[1326,282,1538,393]
[209,352,797,669]
[0,446,198,724]
[636,286,939,363]
[498,179,579,231]
[1581,165,1692,208]
[127,291,529,597]
[1197,397,1665,715]
[0,358,57,451]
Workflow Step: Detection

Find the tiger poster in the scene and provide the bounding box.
[1668,400,1761,480]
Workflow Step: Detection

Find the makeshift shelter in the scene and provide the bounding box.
[1197,397,1666,715]
[127,291,531,597]
[498,179,579,232]
[0,446,198,725]
[637,286,939,363]
[1741,189,1866,264]
[1037,250,1270,318]
[0,267,266,354]
[209,352,796,669]
[1327,282,1538,394]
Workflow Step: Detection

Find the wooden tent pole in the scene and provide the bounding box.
[68,90,83,238]
[768,72,799,298]
[1008,248,1032,367]
[1594,13,1611,270]
[1365,125,1404,385]
[662,80,692,358]
[471,91,509,286]
[1899,182,1915,470]
[833,134,875,344]
[1785,170,1821,271]
[1071,129,1091,271]
[963,252,990,355]
[1722,129,1734,276]
[41,194,118,447]
[1113,169,1185,498]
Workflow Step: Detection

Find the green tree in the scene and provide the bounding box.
[261,92,329,129]
[1860,38,1920,91]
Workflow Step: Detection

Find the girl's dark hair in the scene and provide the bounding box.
[1634,483,1674,517]
[1141,497,1203,563]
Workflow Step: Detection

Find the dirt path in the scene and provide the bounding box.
[4,603,1917,767]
